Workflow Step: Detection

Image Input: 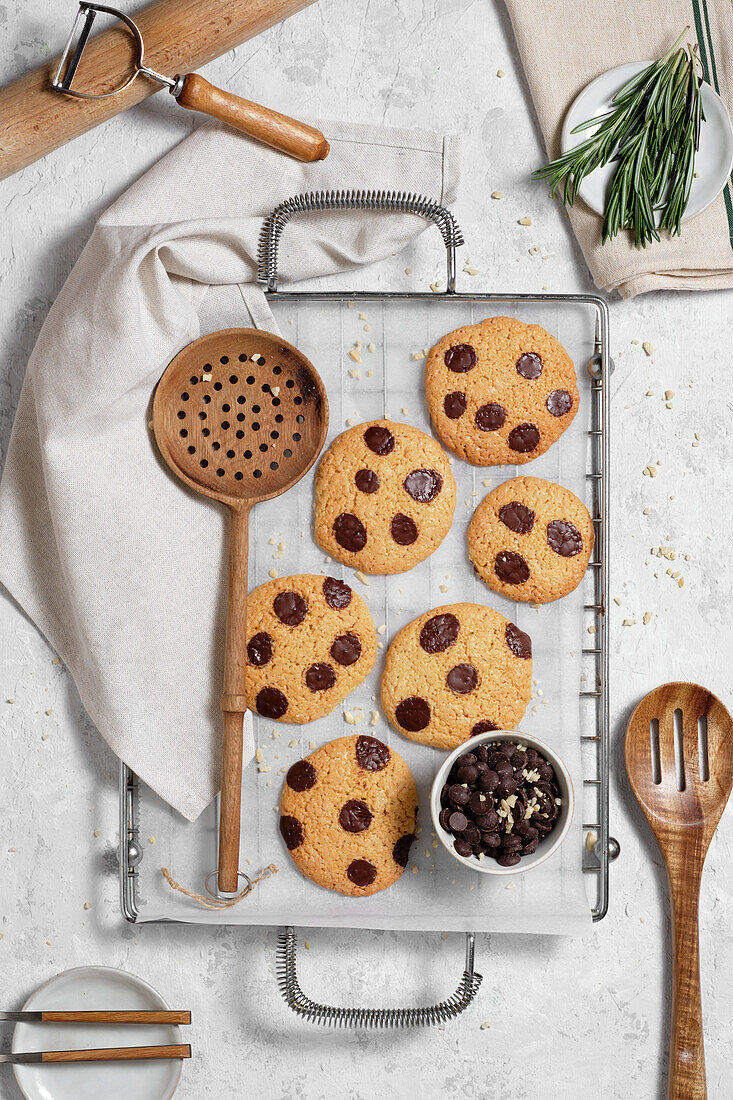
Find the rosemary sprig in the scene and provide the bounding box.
[533,30,705,247]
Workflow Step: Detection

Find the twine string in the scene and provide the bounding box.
[161,864,278,911]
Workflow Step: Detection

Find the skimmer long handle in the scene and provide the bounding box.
[218,504,251,894]
[175,75,329,162]
[667,854,707,1100]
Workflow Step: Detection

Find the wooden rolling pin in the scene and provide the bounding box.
[0,0,320,181]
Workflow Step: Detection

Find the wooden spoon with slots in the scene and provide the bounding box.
[625,682,733,1100]
[153,328,328,893]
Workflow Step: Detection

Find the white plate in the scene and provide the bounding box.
[561,60,733,224]
[12,967,182,1100]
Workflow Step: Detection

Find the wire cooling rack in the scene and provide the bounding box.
[120,190,619,1027]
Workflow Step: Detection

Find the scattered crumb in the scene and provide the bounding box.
[411,865,418,873]
[587,625,597,634]
[359,313,367,321]
[149,836,156,845]
[269,569,278,578]
[309,741,316,750]
[348,368,361,380]
[377,625,386,635]
[439,584,449,592]
[305,940,311,949]
[642,508,650,515]
[405,267,412,275]
[52,657,61,665]
[83,902,92,910]
[345,418,354,427]
[645,390,654,397]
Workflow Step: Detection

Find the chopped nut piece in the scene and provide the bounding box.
[642,341,655,356]
[268,569,278,578]
[480,1021,492,1030]
[348,350,361,363]
[257,764,271,773]
[359,313,367,321]
[613,597,621,606]
[623,619,637,626]
[642,508,650,515]
[430,281,443,293]
[585,831,597,852]
[255,748,264,763]
[84,902,92,910]
[643,612,653,625]
[645,390,654,397]
[354,570,370,585]
[491,191,503,199]
[518,216,532,226]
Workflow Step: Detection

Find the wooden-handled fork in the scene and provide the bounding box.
[625,682,733,1100]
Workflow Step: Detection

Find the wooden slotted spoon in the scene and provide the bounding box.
[625,682,733,1100]
[154,328,328,893]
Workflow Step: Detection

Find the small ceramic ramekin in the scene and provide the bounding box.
[430,729,574,875]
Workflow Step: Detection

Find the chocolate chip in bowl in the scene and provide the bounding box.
[430,730,574,874]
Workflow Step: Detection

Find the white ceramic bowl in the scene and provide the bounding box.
[430,730,574,876]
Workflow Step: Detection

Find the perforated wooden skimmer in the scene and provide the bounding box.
[153,327,328,893]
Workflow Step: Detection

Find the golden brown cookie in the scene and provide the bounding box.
[246,574,376,723]
[468,476,594,603]
[314,419,456,574]
[425,316,579,465]
[279,734,419,896]
[380,603,532,751]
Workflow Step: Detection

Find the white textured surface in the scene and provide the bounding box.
[0,2,731,1098]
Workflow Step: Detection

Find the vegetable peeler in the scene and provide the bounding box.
[51,2,329,162]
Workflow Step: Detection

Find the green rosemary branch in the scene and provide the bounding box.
[533,30,705,247]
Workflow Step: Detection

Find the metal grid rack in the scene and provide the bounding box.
[119,190,618,1026]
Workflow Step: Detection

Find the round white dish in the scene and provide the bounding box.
[560,60,733,225]
[430,729,574,876]
[12,966,182,1100]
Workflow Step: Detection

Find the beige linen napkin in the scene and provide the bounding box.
[505,0,733,297]
[0,119,459,821]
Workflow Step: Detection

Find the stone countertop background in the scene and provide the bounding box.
[0,1,731,1097]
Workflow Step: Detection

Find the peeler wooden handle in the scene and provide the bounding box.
[175,75,328,162]
[218,503,251,894]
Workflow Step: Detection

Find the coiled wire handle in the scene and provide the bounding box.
[257,189,464,293]
[277,928,482,1027]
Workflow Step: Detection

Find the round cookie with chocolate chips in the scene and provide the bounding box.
[246,575,377,723]
[314,419,456,574]
[467,476,594,604]
[380,603,532,751]
[425,316,579,466]
[279,734,419,896]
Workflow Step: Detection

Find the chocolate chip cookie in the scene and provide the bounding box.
[314,420,456,574]
[425,316,579,465]
[279,734,419,896]
[246,575,376,723]
[468,476,594,603]
[380,603,532,751]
